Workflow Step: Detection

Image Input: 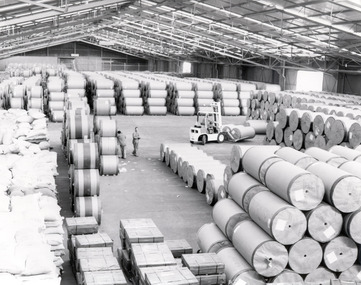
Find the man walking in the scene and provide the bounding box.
[117,130,127,159]
[132,127,140,156]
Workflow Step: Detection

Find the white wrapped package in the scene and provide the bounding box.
[10,193,41,212]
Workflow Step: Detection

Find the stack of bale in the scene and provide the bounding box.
[215,82,241,116]
[46,75,65,122]
[168,81,196,116]
[118,218,198,285]
[194,82,215,113]
[0,109,63,284]
[65,217,125,285]
[215,145,361,284]
[159,142,228,205]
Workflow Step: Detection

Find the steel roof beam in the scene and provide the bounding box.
[16,0,66,13]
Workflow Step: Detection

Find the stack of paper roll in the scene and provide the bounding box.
[168,81,196,116]
[239,82,256,116]
[117,77,143,115]
[194,82,216,113]
[46,76,65,122]
[142,79,167,115]
[215,82,241,116]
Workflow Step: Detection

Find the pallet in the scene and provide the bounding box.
[83,270,127,285]
[75,233,113,249]
[165,239,193,258]
[181,253,225,275]
[145,267,198,285]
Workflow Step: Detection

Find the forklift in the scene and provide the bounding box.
[189,102,227,145]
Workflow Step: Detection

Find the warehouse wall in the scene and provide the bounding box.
[242,66,279,85]
[4,41,148,71]
[0,56,58,70]
[337,73,361,95]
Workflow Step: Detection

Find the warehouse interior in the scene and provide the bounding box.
[2,0,361,285]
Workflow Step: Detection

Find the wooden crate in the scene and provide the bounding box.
[165,240,193,258]
[66,216,99,236]
[131,243,177,269]
[76,247,114,272]
[181,253,225,275]
[138,266,178,285]
[83,270,127,285]
[79,256,121,273]
[145,267,198,285]
[196,273,226,285]
[75,233,113,249]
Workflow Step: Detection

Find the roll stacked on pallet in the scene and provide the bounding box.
[46,75,65,121]
[194,81,216,113]
[23,75,43,111]
[215,81,242,116]
[142,78,167,115]
[239,82,257,116]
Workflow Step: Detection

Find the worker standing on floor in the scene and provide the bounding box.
[132,127,140,156]
[117,130,127,159]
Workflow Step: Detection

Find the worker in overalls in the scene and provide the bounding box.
[117,130,127,159]
[132,127,140,156]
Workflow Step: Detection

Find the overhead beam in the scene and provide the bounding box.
[16,0,67,13]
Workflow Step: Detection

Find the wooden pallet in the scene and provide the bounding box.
[181,253,225,275]
[145,267,198,285]
[83,270,127,285]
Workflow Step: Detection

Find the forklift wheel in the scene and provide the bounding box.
[190,141,194,144]
[217,132,226,143]
[201,135,207,145]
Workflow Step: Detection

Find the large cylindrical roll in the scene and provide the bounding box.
[67,138,94,164]
[99,137,118,155]
[73,143,99,169]
[242,147,283,184]
[344,209,361,244]
[264,160,324,211]
[339,265,361,282]
[288,237,323,274]
[99,155,119,176]
[300,111,318,134]
[205,177,224,206]
[223,107,241,116]
[27,98,42,110]
[217,247,265,285]
[122,89,141,98]
[147,90,167,98]
[196,163,226,193]
[268,269,303,284]
[275,147,317,169]
[96,89,114,97]
[29,86,43,98]
[305,147,347,167]
[306,203,343,243]
[99,119,117,137]
[329,145,361,162]
[248,190,307,245]
[212,199,249,240]
[177,106,195,116]
[232,220,288,277]
[306,161,361,213]
[93,116,111,133]
[244,120,267,134]
[197,223,232,253]
[229,126,256,141]
[124,106,144,115]
[338,160,361,179]
[50,111,64,122]
[74,196,102,224]
[227,172,268,212]
[68,115,91,139]
[323,236,358,272]
[147,106,167,115]
[49,92,65,101]
[94,100,116,116]
[304,267,336,284]
[73,169,100,197]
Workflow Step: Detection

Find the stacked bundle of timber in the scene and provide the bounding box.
[181,253,226,285]
[194,81,216,113]
[65,219,124,285]
[168,81,196,116]
[215,82,241,116]
[159,142,229,205]
[46,76,65,122]
[239,82,257,116]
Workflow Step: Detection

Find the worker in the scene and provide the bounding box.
[207,116,214,134]
[132,127,140,156]
[117,130,127,159]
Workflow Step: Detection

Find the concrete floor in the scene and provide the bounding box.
[51,114,264,285]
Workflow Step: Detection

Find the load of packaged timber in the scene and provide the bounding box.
[0,109,63,284]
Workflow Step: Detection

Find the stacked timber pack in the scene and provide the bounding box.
[247,90,361,150]
[207,145,361,284]
[118,218,197,285]
[65,216,126,285]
